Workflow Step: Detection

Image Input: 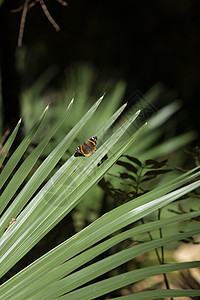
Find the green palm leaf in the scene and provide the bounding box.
[115,289,200,300]
[0,105,48,208]
[0,97,136,276]
[0,95,200,300]
[59,261,200,300]
[0,118,21,167]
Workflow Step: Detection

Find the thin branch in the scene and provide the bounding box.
[56,0,68,6]
[158,208,173,300]
[141,218,162,264]
[141,215,173,300]
[158,209,164,264]
[12,0,67,47]
[18,0,30,47]
[39,0,60,32]
[11,0,38,13]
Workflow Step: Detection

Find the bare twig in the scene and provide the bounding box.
[11,0,38,13]
[18,0,30,47]
[141,215,173,300]
[158,209,173,300]
[56,0,68,6]
[12,0,67,47]
[39,0,60,32]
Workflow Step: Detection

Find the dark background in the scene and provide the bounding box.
[0,0,200,134]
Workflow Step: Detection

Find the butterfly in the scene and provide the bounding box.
[74,136,97,157]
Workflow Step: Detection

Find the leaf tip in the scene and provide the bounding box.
[100,92,106,100]
[45,104,50,111]
[68,97,74,108]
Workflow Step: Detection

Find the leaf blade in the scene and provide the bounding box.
[0,106,49,214]
[60,261,200,300]
[0,118,21,167]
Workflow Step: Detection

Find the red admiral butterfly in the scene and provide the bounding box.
[74,136,97,157]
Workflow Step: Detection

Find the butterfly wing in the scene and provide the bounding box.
[74,136,97,157]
